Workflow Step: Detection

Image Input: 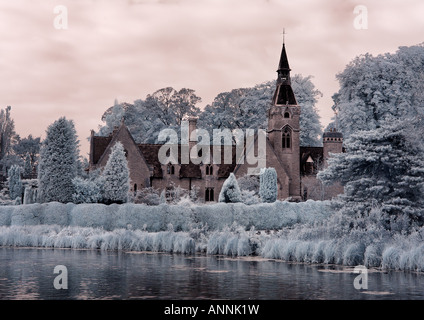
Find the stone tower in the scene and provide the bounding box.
[323,128,343,167]
[267,42,301,200]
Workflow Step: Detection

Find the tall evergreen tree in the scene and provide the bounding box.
[37,117,79,203]
[102,142,130,204]
[0,106,19,175]
[319,44,424,232]
[218,173,242,203]
[318,118,424,229]
[8,164,22,201]
[0,106,18,159]
[259,168,278,203]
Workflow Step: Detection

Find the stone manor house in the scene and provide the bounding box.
[88,43,343,202]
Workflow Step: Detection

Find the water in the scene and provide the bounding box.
[1,247,424,300]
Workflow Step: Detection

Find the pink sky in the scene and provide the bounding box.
[0,0,423,157]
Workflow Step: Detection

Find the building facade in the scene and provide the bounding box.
[89,44,343,202]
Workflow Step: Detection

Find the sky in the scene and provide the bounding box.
[0,0,423,157]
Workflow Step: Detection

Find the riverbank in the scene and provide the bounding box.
[1,201,424,272]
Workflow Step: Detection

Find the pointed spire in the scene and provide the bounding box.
[272,41,297,106]
[277,42,291,72]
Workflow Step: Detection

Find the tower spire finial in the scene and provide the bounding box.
[282,28,286,45]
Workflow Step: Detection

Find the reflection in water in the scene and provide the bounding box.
[0,247,424,300]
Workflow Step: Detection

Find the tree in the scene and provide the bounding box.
[102,142,130,204]
[8,165,22,201]
[332,44,424,139]
[238,174,261,205]
[238,174,260,194]
[318,118,424,229]
[134,187,161,206]
[23,154,32,178]
[218,173,242,203]
[144,87,201,127]
[0,106,18,160]
[292,75,323,147]
[72,177,102,204]
[37,117,79,203]
[13,134,41,164]
[97,100,126,137]
[0,106,19,175]
[198,75,322,146]
[259,168,278,203]
[96,88,202,144]
[318,43,424,232]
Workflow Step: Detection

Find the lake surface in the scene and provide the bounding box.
[0,247,424,300]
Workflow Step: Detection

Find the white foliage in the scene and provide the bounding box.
[23,180,38,205]
[218,173,242,203]
[0,225,195,254]
[241,190,261,205]
[0,200,331,232]
[37,117,79,203]
[1,201,424,271]
[8,165,22,201]
[259,168,278,203]
[72,177,102,204]
[102,142,130,204]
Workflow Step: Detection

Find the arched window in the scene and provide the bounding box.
[205,188,214,202]
[205,164,213,176]
[282,126,291,149]
[284,112,290,118]
[134,184,137,192]
[167,163,175,175]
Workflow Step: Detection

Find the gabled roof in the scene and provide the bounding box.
[91,135,112,165]
[300,146,323,175]
[90,126,238,179]
[138,144,163,178]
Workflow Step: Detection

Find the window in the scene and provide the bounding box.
[205,164,213,176]
[282,126,291,149]
[205,187,214,202]
[134,184,137,192]
[167,163,175,175]
[284,112,290,118]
